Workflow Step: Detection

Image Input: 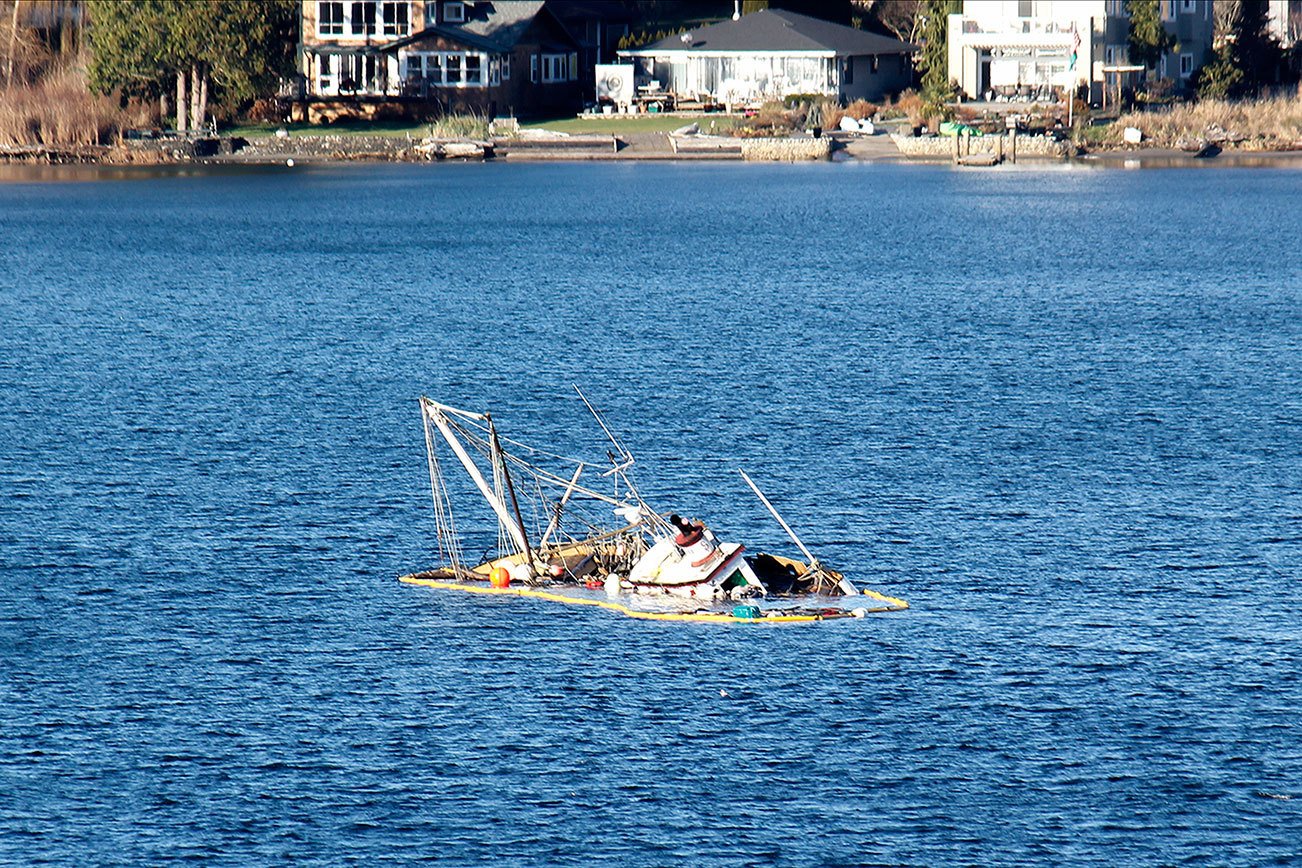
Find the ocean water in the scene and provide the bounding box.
[1,160,1299,866]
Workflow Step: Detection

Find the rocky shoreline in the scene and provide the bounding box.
[3,130,1301,168]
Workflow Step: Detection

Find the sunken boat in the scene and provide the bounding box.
[399,390,907,621]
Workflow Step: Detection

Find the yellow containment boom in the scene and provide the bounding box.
[398,575,907,624]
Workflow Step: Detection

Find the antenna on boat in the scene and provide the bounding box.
[488,413,537,578]
[573,385,669,536]
[573,385,633,475]
[739,469,858,596]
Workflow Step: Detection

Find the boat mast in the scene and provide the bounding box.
[739,469,858,596]
[422,400,534,561]
[488,414,536,576]
[539,462,584,549]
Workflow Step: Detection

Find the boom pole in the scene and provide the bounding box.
[423,400,533,560]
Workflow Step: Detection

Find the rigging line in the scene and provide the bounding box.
[438,407,593,469]
[573,384,634,463]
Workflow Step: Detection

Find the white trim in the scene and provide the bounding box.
[619,49,837,58]
[403,50,490,88]
[317,1,345,37]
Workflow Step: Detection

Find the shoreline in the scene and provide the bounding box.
[3,132,1302,171]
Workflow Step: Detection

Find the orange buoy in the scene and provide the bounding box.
[489,567,511,588]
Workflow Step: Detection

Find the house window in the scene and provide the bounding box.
[490,58,501,85]
[1179,52,1193,76]
[541,53,567,82]
[405,53,423,81]
[501,54,511,80]
[1180,0,1194,10]
[350,1,376,35]
[443,1,465,23]
[1160,54,1167,76]
[1166,0,1176,17]
[568,52,578,81]
[531,54,538,82]
[870,55,879,73]
[403,51,489,87]
[318,1,344,36]
[316,53,337,92]
[381,1,409,36]
[842,57,854,83]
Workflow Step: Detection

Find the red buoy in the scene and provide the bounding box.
[489,567,511,588]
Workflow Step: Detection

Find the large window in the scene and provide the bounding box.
[381,1,409,36]
[350,1,376,35]
[1179,52,1193,77]
[319,1,409,38]
[315,52,384,94]
[318,1,344,36]
[541,53,570,83]
[403,51,490,87]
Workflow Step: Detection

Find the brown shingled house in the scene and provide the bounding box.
[297,0,583,119]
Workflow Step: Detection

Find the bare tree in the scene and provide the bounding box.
[5,0,20,88]
[1213,0,1241,48]
[859,0,922,42]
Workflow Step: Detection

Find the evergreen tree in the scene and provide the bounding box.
[1125,0,1173,71]
[1196,0,1281,98]
[88,0,295,128]
[917,0,958,108]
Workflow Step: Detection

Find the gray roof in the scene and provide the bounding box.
[632,9,915,56]
[386,1,576,53]
[457,1,548,50]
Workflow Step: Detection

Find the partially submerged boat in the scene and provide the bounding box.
[399,390,907,622]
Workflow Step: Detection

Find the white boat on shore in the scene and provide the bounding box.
[399,390,906,621]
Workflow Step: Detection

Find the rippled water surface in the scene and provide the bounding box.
[2,161,1300,865]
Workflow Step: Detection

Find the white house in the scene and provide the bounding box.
[618,9,916,107]
[944,0,1237,103]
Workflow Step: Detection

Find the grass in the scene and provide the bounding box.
[0,67,135,147]
[1107,93,1302,149]
[520,114,739,135]
[223,114,739,138]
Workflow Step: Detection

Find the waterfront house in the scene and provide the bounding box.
[616,9,916,108]
[945,0,1228,103]
[297,0,583,120]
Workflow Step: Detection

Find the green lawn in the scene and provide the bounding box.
[223,114,740,139]
[520,114,738,134]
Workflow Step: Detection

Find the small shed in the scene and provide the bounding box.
[617,9,915,108]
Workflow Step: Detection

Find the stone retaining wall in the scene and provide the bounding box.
[740,137,832,161]
[241,135,416,160]
[890,133,1071,159]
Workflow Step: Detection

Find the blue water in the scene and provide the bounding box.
[1,161,1300,865]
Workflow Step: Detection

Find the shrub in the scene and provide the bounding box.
[781,92,823,108]
[752,99,797,132]
[1107,94,1302,148]
[844,99,878,120]
[0,67,129,147]
[428,111,490,140]
[883,89,929,126]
